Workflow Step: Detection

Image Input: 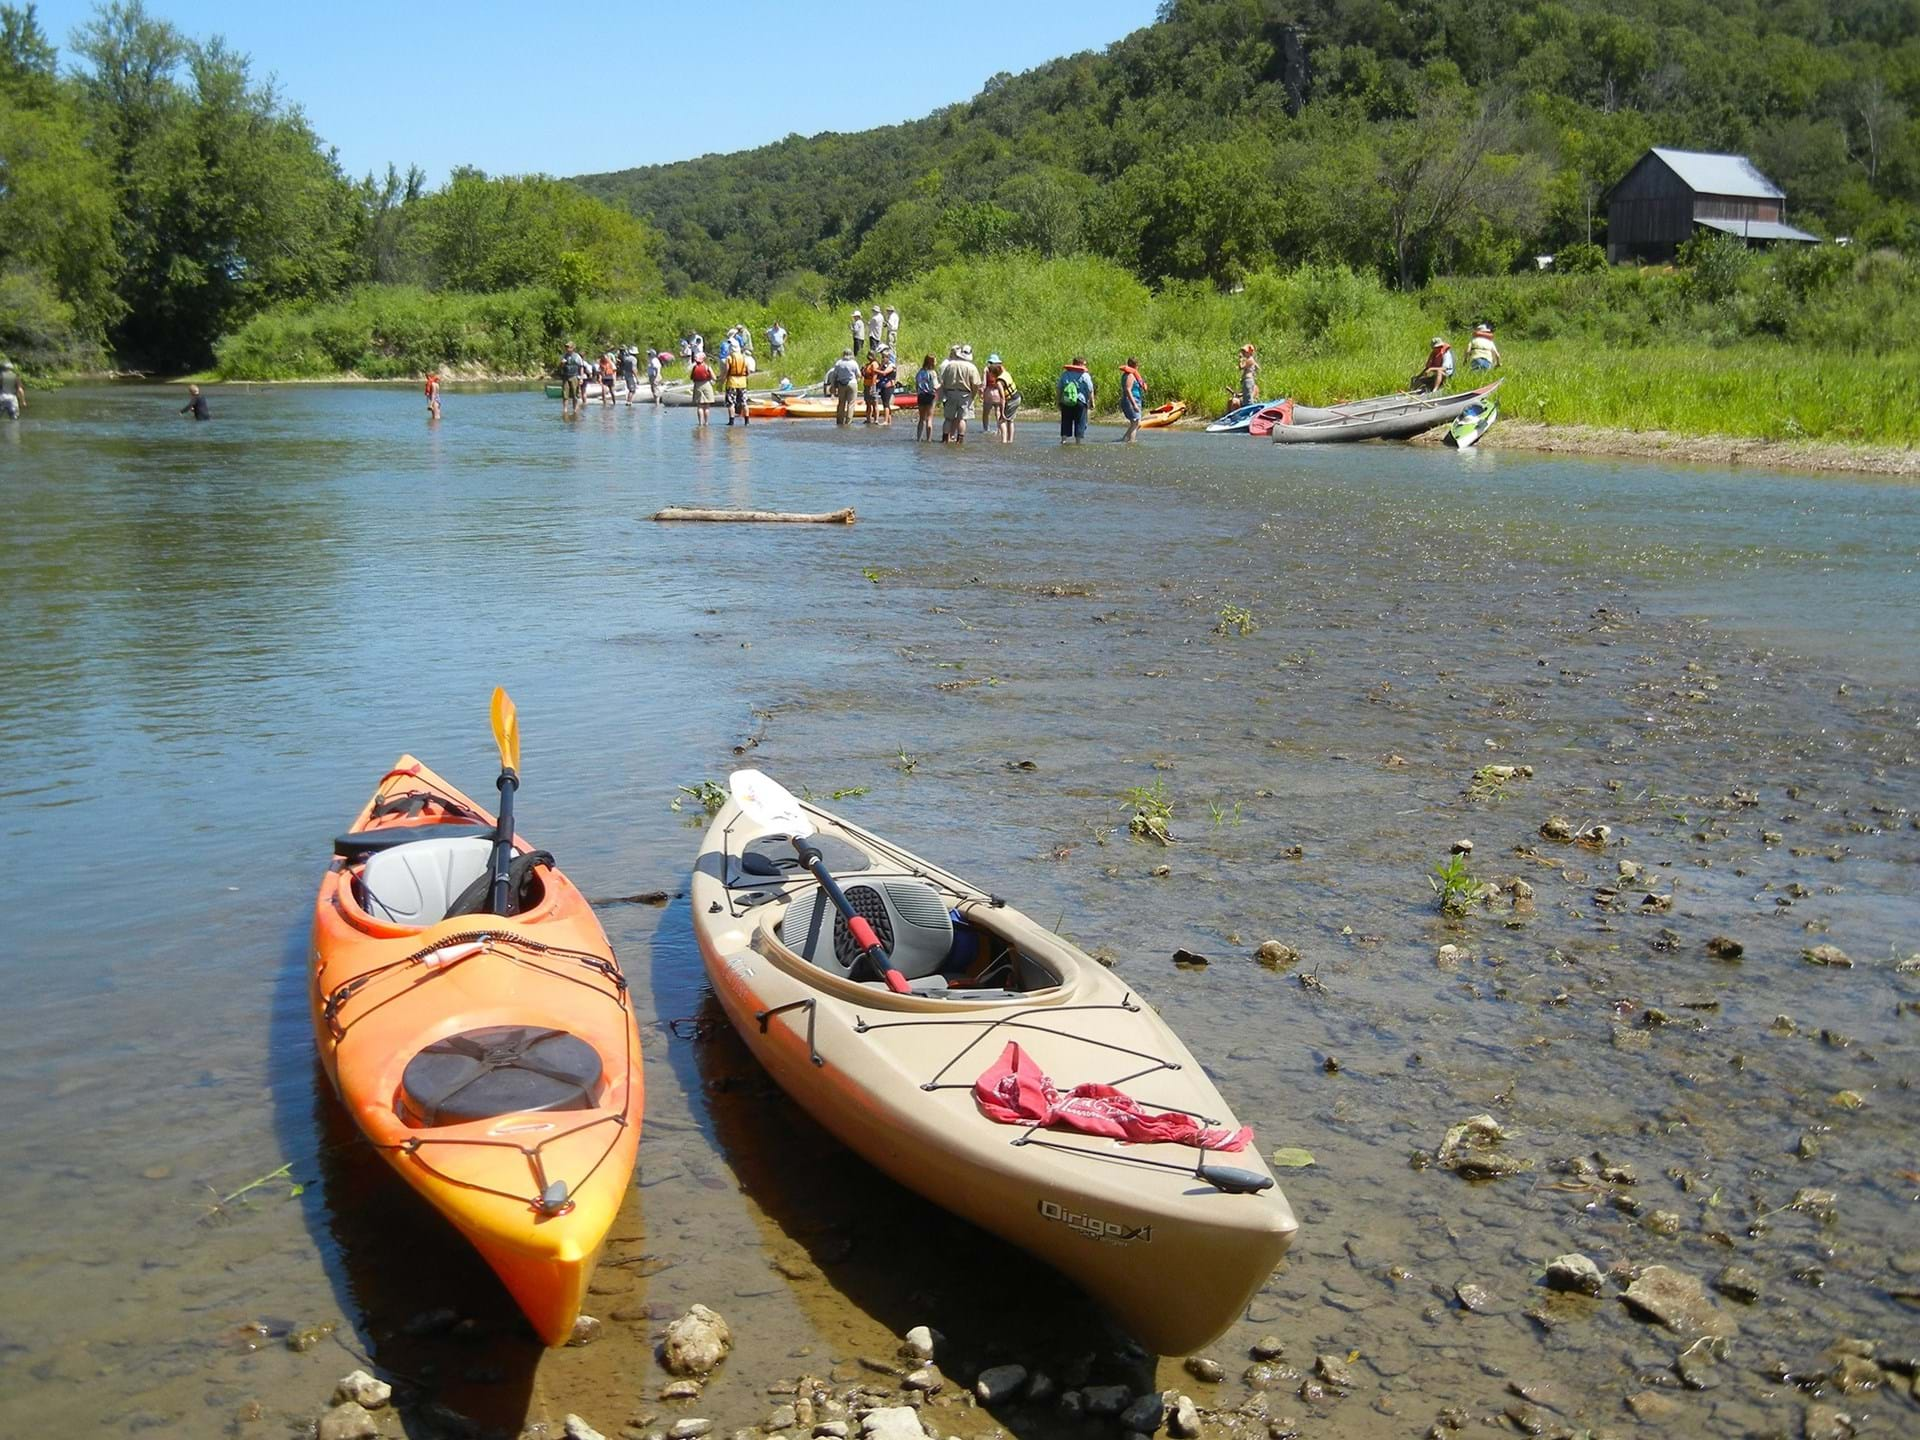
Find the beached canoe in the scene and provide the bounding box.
[1137,401,1188,428]
[1445,397,1498,448]
[1270,382,1503,443]
[1204,401,1268,433]
[311,755,642,1345]
[690,776,1298,1354]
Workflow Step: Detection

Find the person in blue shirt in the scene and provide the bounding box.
[1057,358,1093,444]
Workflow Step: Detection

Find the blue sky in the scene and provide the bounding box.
[33,1,1165,183]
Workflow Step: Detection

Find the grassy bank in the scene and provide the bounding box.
[213,250,1920,446]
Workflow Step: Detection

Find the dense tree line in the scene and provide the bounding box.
[574,0,1920,300]
[0,1,662,370]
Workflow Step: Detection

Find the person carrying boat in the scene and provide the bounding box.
[0,356,23,419]
[1236,344,1259,407]
[1118,358,1147,442]
[1467,323,1501,372]
[1058,358,1094,445]
[938,344,981,443]
[1411,336,1454,393]
[724,344,754,425]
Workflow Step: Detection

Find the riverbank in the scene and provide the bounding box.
[1413,419,1920,476]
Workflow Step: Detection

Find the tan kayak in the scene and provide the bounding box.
[689,773,1298,1354]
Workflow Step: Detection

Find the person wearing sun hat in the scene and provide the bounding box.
[1236,343,1259,407]
[1467,322,1500,372]
[1412,335,1454,393]
[981,352,1018,443]
[851,308,865,357]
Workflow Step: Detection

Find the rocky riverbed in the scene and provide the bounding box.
[2,390,1914,1439]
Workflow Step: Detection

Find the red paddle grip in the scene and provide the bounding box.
[847,916,911,993]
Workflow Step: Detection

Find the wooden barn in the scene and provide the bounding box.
[1605,148,1819,263]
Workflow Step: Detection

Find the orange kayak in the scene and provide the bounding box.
[1138,401,1188,428]
[309,756,642,1344]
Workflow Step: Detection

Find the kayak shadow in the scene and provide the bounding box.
[270,910,543,1434]
[683,979,1154,1413]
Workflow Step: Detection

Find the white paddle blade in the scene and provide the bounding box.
[728,768,816,838]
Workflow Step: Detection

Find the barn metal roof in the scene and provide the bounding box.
[1695,216,1819,243]
[1652,148,1785,199]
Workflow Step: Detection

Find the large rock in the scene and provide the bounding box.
[1118,1391,1166,1434]
[564,1417,607,1440]
[898,1326,935,1362]
[317,1403,378,1440]
[974,1366,1028,1404]
[858,1408,927,1440]
[1083,1385,1132,1416]
[1621,1266,1736,1339]
[661,1306,732,1376]
[333,1370,392,1409]
[1544,1254,1604,1297]
[668,1421,713,1440]
[1168,1394,1202,1438]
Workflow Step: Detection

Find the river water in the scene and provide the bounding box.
[2,386,1916,1439]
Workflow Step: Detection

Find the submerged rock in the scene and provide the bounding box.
[897,1326,934,1361]
[1621,1265,1736,1338]
[1706,935,1744,959]
[974,1366,1027,1404]
[1255,941,1301,970]
[317,1403,378,1440]
[858,1411,925,1440]
[1544,1254,1604,1297]
[661,1306,732,1376]
[333,1371,391,1410]
[1184,1356,1224,1384]
[1802,944,1853,967]
[1118,1391,1165,1434]
[1713,1265,1764,1302]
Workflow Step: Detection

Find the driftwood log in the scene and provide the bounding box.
[651,506,856,524]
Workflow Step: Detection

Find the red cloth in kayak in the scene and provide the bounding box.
[973,1040,1251,1151]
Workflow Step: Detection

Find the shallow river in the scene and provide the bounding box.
[3,386,1917,1440]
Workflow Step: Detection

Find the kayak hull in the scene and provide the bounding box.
[1137,401,1188,428]
[311,757,642,1344]
[690,790,1296,1354]
[1272,382,1502,443]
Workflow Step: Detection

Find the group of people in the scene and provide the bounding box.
[851,304,901,356]
[558,340,675,413]
[816,342,1155,446]
[1412,322,1502,393]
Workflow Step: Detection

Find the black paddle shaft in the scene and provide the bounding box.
[791,835,905,990]
[490,768,519,915]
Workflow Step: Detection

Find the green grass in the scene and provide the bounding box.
[212,252,1920,445]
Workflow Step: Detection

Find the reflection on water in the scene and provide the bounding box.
[1,386,1916,1437]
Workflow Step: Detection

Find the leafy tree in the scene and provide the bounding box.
[1377,91,1544,288]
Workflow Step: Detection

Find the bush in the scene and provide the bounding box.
[1677,233,1751,303]
[0,266,105,371]
[1553,242,1607,274]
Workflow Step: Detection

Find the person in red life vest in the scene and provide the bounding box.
[1412,336,1454,393]
[424,370,442,420]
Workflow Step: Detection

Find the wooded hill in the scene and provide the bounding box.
[574,0,1920,299]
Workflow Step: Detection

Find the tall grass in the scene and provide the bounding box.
[214,252,1920,445]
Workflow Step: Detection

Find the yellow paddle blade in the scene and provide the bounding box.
[490,687,520,773]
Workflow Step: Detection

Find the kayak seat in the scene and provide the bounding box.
[357,836,495,927]
[780,879,954,981]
